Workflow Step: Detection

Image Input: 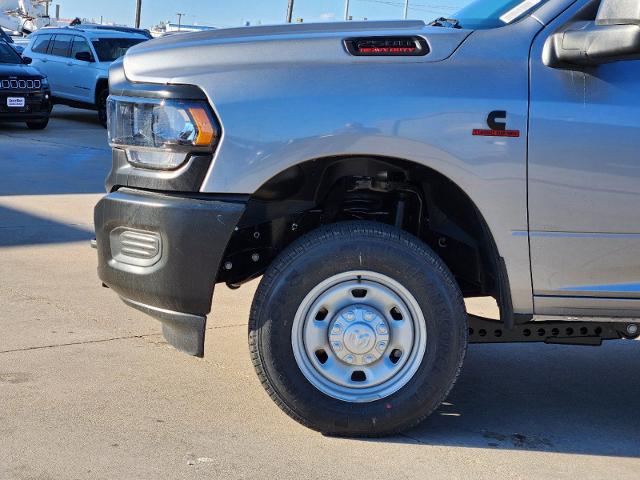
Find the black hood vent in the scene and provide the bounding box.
[344,36,429,56]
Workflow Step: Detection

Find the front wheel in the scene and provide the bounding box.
[249,221,467,436]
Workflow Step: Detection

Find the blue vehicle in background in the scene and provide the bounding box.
[0,27,24,54]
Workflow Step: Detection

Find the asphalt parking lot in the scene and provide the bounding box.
[1,106,639,479]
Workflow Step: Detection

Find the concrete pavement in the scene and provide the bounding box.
[0,106,639,479]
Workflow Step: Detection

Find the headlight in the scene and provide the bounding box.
[107,95,219,170]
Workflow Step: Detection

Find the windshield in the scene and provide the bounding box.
[450,0,550,29]
[1,28,15,43]
[91,38,144,62]
[0,42,22,64]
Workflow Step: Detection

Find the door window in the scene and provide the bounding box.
[91,38,144,62]
[32,34,53,54]
[50,35,73,57]
[70,36,94,61]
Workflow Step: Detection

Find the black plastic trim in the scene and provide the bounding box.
[122,298,207,357]
[109,59,207,100]
[95,188,247,355]
[344,36,430,56]
[106,148,213,192]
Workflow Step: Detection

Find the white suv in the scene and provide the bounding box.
[23,26,148,126]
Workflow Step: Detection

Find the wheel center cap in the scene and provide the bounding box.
[328,305,390,365]
[343,323,376,354]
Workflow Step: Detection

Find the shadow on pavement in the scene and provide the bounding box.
[0,205,94,247]
[0,140,109,196]
[0,105,110,196]
[50,106,102,126]
[375,341,640,458]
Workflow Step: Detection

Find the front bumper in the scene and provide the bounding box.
[95,188,246,356]
[0,90,51,121]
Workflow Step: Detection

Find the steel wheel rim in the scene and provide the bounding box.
[292,270,427,403]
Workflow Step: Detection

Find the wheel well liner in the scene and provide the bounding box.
[223,155,512,325]
[95,78,109,104]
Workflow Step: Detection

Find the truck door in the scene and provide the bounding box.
[528,0,640,317]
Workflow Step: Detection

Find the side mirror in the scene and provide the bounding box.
[75,51,94,62]
[545,0,640,67]
[22,56,32,65]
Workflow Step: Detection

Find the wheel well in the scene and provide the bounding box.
[95,78,108,105]
[219,156,510,320]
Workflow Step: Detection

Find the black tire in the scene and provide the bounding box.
[97,88,108,128]
[26,118,49,130]
[249,221,467,436]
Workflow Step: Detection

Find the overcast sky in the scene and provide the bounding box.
[54,0,467,29]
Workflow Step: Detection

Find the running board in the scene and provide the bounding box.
[468,315,639,346]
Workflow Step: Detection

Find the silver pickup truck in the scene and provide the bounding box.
[94,0,640,436]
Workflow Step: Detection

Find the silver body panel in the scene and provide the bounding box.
[529,0,640,316]
[116,0,640,319]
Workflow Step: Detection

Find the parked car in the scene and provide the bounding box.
[23,26,147,126]
[0,27,24,55]
[0,40,51,129]
[94,0,640,436]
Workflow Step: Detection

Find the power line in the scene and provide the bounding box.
[356,0,458,14]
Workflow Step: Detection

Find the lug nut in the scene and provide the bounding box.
[344,354,354,364]
[251,253,260,262]
[331,341,342,351]
[224,261,233,270]
[377,341,387,352]
[331,326,341,335]
[376,325,388,335]
[344,311,355,321]
[363,311,375,321]
[364,354,375,364]
[627,324,639,336]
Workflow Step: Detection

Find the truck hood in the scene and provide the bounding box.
[123,20,472,84]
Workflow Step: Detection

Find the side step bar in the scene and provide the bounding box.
[468,315,639,346]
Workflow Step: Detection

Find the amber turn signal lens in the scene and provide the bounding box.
[189,107,216,146]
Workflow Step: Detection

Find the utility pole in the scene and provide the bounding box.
[286,0,294,23]
[134,0,142,28]
[176,12,185,31]
[403,0,409,19]
[344,0,350,21]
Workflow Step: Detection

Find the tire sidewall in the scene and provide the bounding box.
[253,224,467,435]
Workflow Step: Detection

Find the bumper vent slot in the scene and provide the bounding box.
[110,228,162,267]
